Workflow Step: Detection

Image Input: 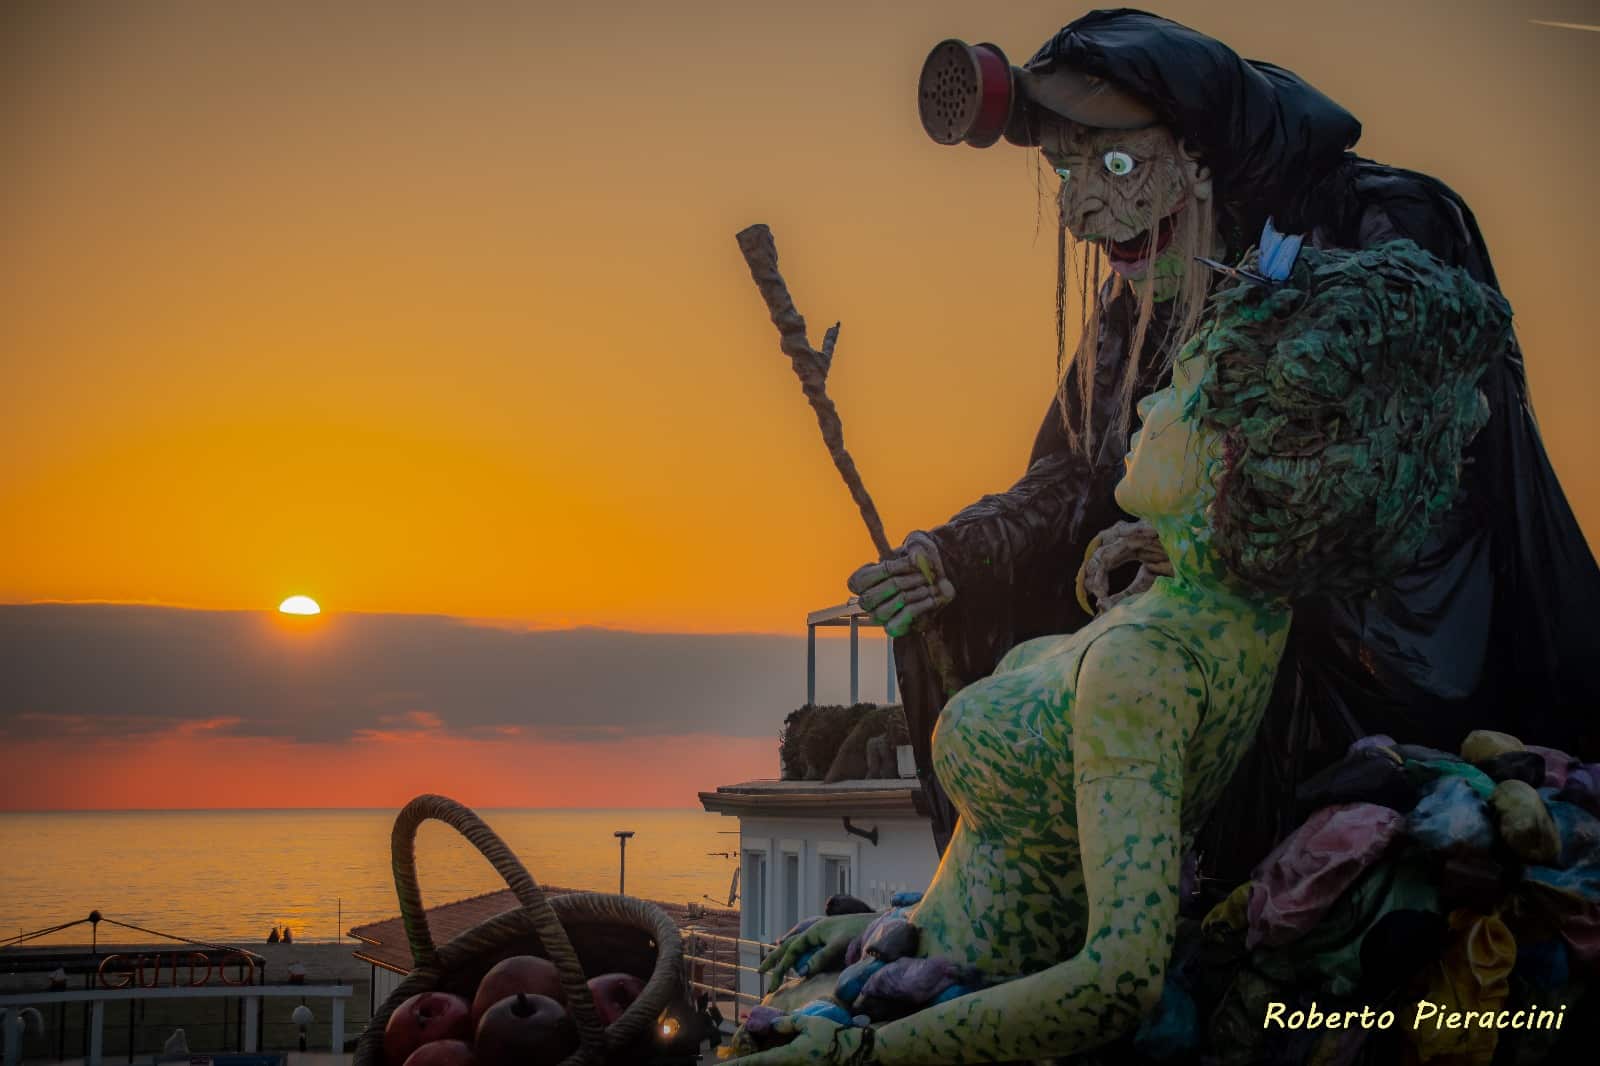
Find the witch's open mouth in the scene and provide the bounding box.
[1098,210,1181,266]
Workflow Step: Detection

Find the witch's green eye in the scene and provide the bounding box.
[1054,166,1071,182]
[1103,151,1136,176]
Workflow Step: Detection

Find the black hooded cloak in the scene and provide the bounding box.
[896,9,1600,877]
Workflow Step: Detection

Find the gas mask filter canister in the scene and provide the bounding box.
[917,39,1030,148]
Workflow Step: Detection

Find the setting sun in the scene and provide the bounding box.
[277,595,321,616]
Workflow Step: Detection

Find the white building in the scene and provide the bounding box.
[697,601,941,1007]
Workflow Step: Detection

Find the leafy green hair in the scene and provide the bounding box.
[1184,239,1510,600]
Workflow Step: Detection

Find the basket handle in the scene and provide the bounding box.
[389,794,608,1057]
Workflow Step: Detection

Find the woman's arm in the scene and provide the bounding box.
[871,627,1198,1064]
[760,911,880,993]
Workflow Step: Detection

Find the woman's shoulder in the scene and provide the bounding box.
[1067,623,1209,761]
[997,602,1211,675]
[1074,620,1209,688]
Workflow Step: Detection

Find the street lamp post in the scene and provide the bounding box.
[613,831,635,895]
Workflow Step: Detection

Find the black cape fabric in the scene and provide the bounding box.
[896,9,1600,876]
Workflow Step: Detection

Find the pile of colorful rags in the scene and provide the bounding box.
[1118,730,1600,1066]
[727,735,1600,1065]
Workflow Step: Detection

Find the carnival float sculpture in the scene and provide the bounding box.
[734,233,1508,1064]
[729,10,1600,1063]
[864,10,1599,877]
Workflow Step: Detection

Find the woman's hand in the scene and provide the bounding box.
[760,912,876,992]
[730,1015,872,1064]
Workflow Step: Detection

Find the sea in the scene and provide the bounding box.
[0,809,740,947]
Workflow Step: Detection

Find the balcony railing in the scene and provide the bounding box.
[0,985,352,1066]
[807,600,895,705]
[680,928,777,1029]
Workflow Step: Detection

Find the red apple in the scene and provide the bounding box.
[475,993,577,1066]
[472,955,565,1025]
[401,1040,474,1066]
[585,972,645,1027]
[384,992,473,1066]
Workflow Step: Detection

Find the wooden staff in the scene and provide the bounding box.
[736,223,962,697]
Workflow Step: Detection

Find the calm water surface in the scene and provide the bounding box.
[0,809,740,945]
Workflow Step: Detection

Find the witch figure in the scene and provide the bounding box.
[846,8,1600,879]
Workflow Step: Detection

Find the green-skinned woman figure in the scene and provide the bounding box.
[729,241,1510,1064]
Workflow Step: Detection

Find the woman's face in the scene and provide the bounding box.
[1114,349,1219,520]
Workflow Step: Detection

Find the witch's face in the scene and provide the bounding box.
[1114,347,1218,520]
[1041,118,1212,286]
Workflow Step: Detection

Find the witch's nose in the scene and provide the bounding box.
[1069,195,1106,233]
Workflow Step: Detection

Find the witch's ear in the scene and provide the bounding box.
[1178,138,1213,202]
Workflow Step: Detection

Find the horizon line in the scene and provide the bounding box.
[0,599,889,639]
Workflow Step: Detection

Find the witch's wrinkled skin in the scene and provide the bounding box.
[739,348,1290,1064]
[1043,121,1211,288]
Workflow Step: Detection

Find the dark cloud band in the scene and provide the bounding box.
[0,605,893,744]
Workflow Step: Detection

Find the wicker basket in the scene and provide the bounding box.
[353,795,686,1066]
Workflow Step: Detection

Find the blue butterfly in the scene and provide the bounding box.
[1258,217,1304,281]
[1195,216,1304,288]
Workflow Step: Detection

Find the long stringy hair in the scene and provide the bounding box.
[1045,153,1216,458]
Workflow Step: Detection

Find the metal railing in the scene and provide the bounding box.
[806,600,897,705]
[0,985,351,1066]
[680,928,776,1027]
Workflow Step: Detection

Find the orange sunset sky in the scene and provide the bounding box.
[3,1,1597,809]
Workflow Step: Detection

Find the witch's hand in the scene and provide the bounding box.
[759,913,875,993]
[847,531,955,639]
[729,1015,871,1064]
[1076,519,1172,614]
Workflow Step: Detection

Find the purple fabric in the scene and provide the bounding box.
[860,957,963,1004]
[861,917,918,961]
[1558,769,1600,819]
[743,1005,785,1037]
[846,909,907,967]
[1248,802,1406,949]
[1526,745,1578,789]
[1349,735,1397,754]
